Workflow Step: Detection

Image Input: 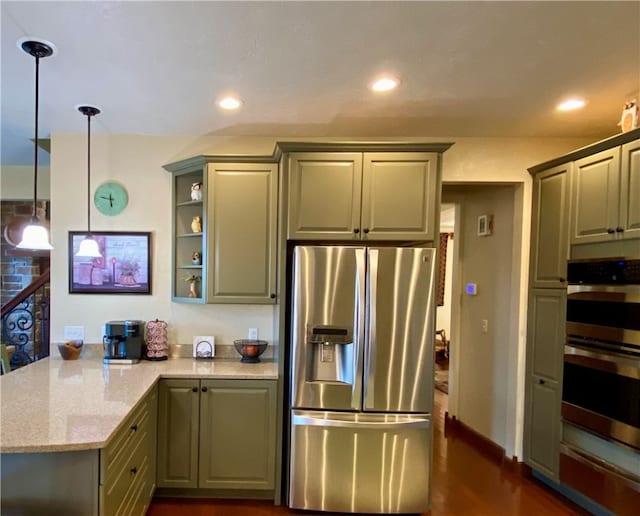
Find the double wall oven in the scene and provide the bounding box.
[560,257,640,511]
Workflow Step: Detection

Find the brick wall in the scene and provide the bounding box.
[0,201,47,306]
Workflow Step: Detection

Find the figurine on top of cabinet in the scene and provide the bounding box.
[191,215,202,233]
[191,182,203,201]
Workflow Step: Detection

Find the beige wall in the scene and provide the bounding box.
[1,165,50,200]
[48,132,592,455]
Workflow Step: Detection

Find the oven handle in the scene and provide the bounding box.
[560,441,640,487]
[564,345,640,380]
[567,284,640,297]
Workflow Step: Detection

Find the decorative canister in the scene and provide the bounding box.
[144,319,169,360]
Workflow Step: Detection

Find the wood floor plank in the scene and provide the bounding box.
[147,390,588,515]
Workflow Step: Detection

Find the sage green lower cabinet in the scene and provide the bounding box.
[157,378,277,495]
[523,289,565,480]
[0,386,158,516]
[157,379,200,488]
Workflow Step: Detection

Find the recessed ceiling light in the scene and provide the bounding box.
[370,76,399,92]
[218,96,242,110]
[557,98,586,111]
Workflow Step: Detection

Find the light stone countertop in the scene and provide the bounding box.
[0,346,278,454]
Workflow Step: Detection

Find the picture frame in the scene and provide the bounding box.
[68,231,151,294]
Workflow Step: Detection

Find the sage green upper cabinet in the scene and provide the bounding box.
[164,156,278,304]
[571,138,640,244]
[207,163,278,304]
[571,147,621,244]
[620,139,640,240]
[288,152,363,239]
[287,151,442,241]
[529,163,571,288]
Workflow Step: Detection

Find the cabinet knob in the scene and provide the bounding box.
[363,228,370,234]
[616,226,624,233]
[130,466,137,475]
[558,277,566,283]
[538,379,545,385]
[607,228,615,234]
[192,386,198,393]
[201,386,208,392]
[270,293,276,299]
[354,228,360,234]
[130,424,138,433]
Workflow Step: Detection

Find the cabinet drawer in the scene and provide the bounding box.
[100,389,154,485]
[100,428,148,515]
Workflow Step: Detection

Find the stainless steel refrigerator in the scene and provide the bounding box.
[288,245,436,514]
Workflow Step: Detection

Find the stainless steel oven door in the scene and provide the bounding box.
[562,345,640,450]
[566,285,640,355]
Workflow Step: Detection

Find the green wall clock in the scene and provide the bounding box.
[94,181,128,216]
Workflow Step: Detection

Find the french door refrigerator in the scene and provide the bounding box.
[288,245,436,514]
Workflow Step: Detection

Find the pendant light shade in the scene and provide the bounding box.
[75,105,102,258]
[16,39,54,251]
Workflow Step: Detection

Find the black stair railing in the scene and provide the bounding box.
[1,269,50,370]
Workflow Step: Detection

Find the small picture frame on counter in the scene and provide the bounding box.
[193,336,215,359]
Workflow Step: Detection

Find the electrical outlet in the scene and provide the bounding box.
[481,319,489,333]
[63,325,85,342]
[248,327,258,340]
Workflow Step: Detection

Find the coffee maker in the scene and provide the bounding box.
[103,320,144,364]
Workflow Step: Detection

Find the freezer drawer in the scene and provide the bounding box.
[289,410,431,514]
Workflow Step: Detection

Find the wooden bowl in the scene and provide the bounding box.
[57,340,83,360]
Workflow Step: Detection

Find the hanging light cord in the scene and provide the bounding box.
[86,111,92,234]
[32,52,41,222]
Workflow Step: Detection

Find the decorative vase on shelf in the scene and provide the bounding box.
[191,216,202,233]
[191,182,203,201]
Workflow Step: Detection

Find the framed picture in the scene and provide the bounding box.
[69,231,151,294]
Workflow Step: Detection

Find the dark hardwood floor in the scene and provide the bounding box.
[147,390,588,515]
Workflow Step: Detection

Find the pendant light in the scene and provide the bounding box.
[16,39,55,250]
[75,105,102,258]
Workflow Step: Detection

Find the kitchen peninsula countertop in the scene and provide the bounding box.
[0,348,277,454]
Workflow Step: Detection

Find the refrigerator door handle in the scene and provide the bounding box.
[353,248,366,410]
[292,412,430,430]
[364,248,378,410]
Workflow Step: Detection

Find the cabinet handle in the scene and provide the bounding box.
[558,277,566,282]
[363,228,370,234]
[616,227,624,233]
[201,386,208,392]
[270,293,276,299]
[130,424,138,433]
[130,466,137,475]
[607,228,615,234]
[192,386,198,393]
[354,228,360,234]
[538,379,545,385]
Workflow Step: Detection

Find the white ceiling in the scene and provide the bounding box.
[2,1,639,165]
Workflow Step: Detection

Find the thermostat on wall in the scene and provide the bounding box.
[465,283,478,295]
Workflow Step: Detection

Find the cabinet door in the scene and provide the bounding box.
[571,147,621,244]
[207,163,278,303]
[157,379,200,488]
[620,139,640,240]
[288,152,363,240]
[198,380,276,490]
[530,164,570,288]
[526,380,561,479]
[361,153,439,241]
[172,169,206,302]
[524,289,565,480]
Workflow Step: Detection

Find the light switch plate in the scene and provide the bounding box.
[63,325,85,342]
[248,327,258,340]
